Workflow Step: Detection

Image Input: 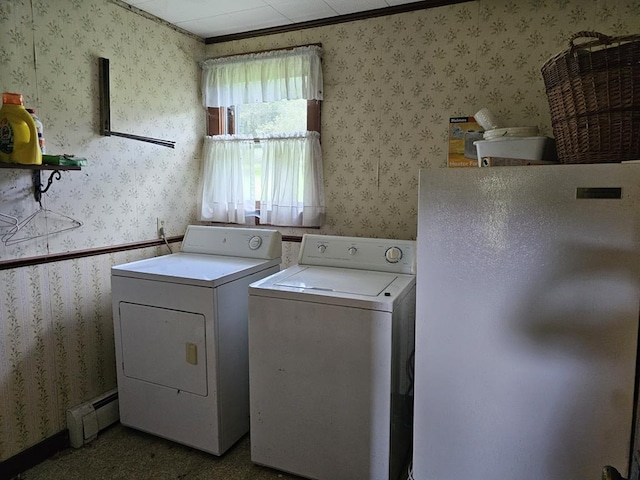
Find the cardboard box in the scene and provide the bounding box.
[448,117,483,168]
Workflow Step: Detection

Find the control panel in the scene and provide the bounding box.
[299,234,416,274]
[181,225,282,259]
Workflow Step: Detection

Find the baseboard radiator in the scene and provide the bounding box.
[66,388,119,448]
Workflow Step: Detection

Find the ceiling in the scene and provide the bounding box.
[117,0,436,42]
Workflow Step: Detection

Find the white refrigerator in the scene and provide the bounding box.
[414,164,640,480]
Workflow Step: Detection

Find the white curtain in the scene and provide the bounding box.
[200,135,256,224]
[199,45,325,227]
[201,132,325,227]
[202,45,323,107]
[260,132,324,226]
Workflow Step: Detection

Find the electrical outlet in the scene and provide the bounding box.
[157,218,166,238]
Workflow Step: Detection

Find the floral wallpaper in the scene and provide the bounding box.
[1,0,640,469]
[0,0,203,263]
[208,0,640,242]
[0,246,164,460]
[0,0,204,462]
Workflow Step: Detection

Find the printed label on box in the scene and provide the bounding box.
[448,117,483,168]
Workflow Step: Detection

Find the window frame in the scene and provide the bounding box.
[207,100,321,136]
[206,101,321,225]
[202,44,323,227]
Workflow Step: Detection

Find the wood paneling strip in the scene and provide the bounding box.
[0,235,303,271]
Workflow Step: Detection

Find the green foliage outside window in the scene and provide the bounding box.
[236,99,307,136]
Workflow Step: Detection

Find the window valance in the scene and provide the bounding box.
[202,45,323,107]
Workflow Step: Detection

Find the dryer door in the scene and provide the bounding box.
[118,302,208,396]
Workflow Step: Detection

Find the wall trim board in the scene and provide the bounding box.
[0,235,302,271]
[205,0,473,44]
[0,236,183,271]
[0,429,69,479]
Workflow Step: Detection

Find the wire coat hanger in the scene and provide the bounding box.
[1,201,82,246]
[0,211,18,229]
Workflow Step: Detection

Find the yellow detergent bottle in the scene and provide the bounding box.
[0,92,42,165]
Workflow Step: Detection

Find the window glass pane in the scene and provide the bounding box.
[235,99,307,136]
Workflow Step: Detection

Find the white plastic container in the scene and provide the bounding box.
[474,136,556,167]
[26,108,45,154]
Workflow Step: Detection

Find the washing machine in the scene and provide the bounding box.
[248,234,416,480]
[111,225,281,455]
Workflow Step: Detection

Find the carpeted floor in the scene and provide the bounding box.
[18,423,304,480]
[19,422,412,480]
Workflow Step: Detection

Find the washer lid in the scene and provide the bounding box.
[275,267,396,296]
[250,265,416,312]
[112,252,280,287]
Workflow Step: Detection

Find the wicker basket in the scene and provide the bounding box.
[541,31,640,164]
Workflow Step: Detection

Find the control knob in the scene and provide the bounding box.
[348,246,357,255]
[318,244,327,253]
[385,246,403,263]
[248,236,262,250]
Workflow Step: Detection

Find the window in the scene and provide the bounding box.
[200,45,325,227]
[236,100,307,136]
[208,98,320,136]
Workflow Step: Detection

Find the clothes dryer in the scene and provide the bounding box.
[111,225,281,455]
[248,234,416,480]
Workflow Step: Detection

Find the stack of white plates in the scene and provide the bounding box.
[483,126,539,140]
